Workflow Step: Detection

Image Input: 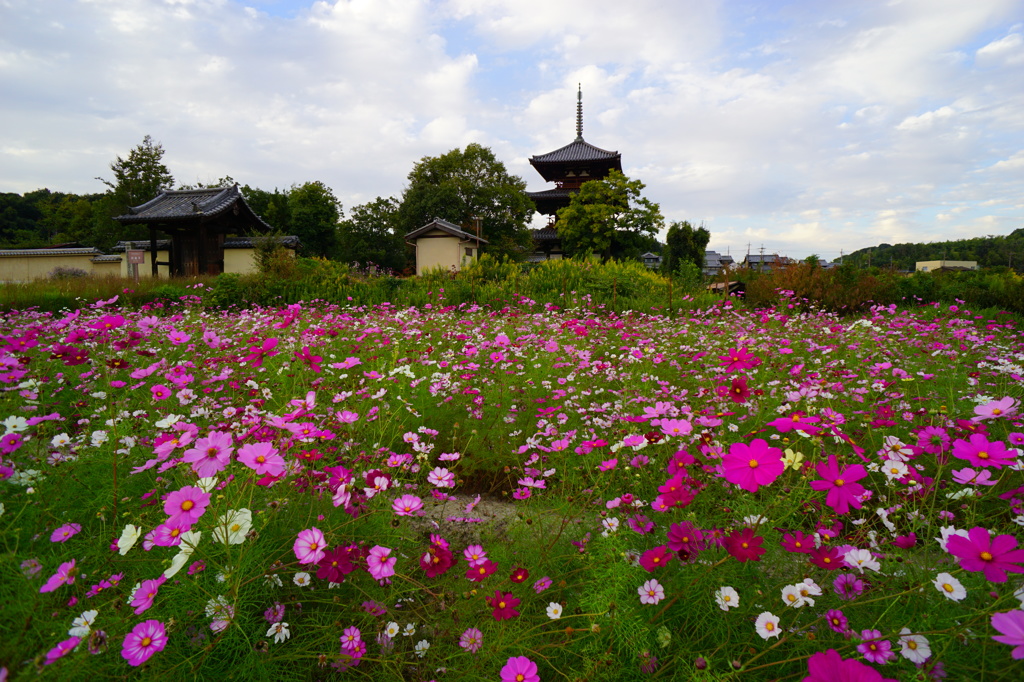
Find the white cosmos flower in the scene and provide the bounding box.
[196,477,218,493]
[899,628,931,664]
[68,609,98,638]
[546,602,563,619]
[118,524,141,556]
[933,572,967,601]
[212,508,252,545]
[384,622,400,638]
[155,414,184,429]
[781,584,805,608]
[179,530,202,555]
[715,586,739,611]
[414,639,430,658]
[293,572,311,587]
[755,612,781,640]
[267,622,290,643]
[164,551,189,579]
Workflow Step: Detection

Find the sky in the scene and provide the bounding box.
[1,0,1023,260]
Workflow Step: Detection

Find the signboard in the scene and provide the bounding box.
[127,249,145,265]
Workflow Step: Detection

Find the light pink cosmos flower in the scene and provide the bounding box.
[121,620,167,667]
[638,578,665,605]
[367,545,397,581]
[658,419,693,437]
[294,527,328,564]
[236,442,285,477]
[50,523,81,543]
[952,468,998,486]
[973,396,1019,422]
[182,431,234,478]
[163,485,211,526]
[427,467,455,488]
[392,494,423,517]
[991,610,1024,659]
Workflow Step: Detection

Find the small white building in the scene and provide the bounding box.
[915,260,978,273]
[405,218,486,276]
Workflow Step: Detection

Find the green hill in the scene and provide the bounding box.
[845,228,1024,272]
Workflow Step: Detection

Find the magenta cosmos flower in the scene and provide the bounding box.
[236,442,286,477]
[945,526,1024,582]
[724,528,765,562]
[991,610,1024,659]
[40,559,76,593]
[808,455,867,515]
[856,629,895,665]
[45,636,80,665]
[367,545,397,580]
[121,619,167,667]
[500,655,539,682]
[182,430,234,478]
[163,485,211,526]
[721,439,784,493]
[50,523,81,543]
[489,590,521,620]
[293,527,328,565]
[803,648,899,682]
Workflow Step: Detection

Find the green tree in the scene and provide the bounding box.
[556,170,664,260]
[396,143,533,260]
[242,185,291,233]
[338,197,409,272]
[288,181,341,258]
[661,220,710,276]
[98,135,175,210]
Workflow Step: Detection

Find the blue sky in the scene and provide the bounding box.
[2,0,1022,259]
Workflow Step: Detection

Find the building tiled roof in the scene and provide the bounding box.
[90,254,123,263]
[0,248,101,257]
[114,185,273,231]
[405,218,488,243]
[531,227,560,241]
[112,236,299,252]
[530,139,620,164]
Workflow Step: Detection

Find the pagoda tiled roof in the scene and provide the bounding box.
[525,188,575,200]
[530,138,620,165]
[114,185,273,230]
[531,227,560,241]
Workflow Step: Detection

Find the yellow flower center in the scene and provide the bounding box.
[256,455,266,463]
[766,622,775,631]
[748,459,759,468]
[141,636,152,647]
[181,500,194,511]
[835,479,844,486]
[980,551,994,561]
[943,583,954,592]
[908,640,918,650]
[978,451,989,459]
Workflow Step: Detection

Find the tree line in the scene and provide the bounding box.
[1,136,720,275]
[844,232,1024,272]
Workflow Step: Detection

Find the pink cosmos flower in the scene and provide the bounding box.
[182,431,234,478]
[131,576,167,615]
[163,486,211,526]
[952,434,1016,469]
[808,455,867,515]
[241,337,279,366]
[50,523,81,543]
[639,545,672,572]
[293,527,328,565]
[991,610,1024,659]
[463,544,487,567]
[638,578,665,605]
[500,655,539,682]
[533,576,552,593]
[459,627,483,653]
[719,347,760,371]
[40,559,76,593]
[427,467,455,488]
[952,468,998,486]
[45,636,80,665]
[857,629,895,665]
[121,620,167,667]
[367,545,396,581]
[721,439,784,493]
[973,396,1018,421]
[236,442,285,477]
[392,494,423,517]
[152,521,191,547]
[725,528,765,563]
[150,384,172,400]
[658,419,693,437]
[945,526,1024,582]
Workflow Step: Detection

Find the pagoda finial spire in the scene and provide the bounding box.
[575,84,583,141]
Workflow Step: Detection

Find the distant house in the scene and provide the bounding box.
[742,253,788,272]
[704,251,735,277]
[0,247,121,282]
[915,260,978,273]
[112,236,299,278]
[405,218,486,276]
[641,252,662,270]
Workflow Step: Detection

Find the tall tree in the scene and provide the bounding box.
[396,143,533,260]
[556,170,664,260]
[98,135,175,210]
[242,185,292,233]
[288,181,341,258]
[661,220,710,275]
[338,196,409,272]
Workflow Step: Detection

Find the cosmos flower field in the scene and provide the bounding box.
[2,294,1024,681]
